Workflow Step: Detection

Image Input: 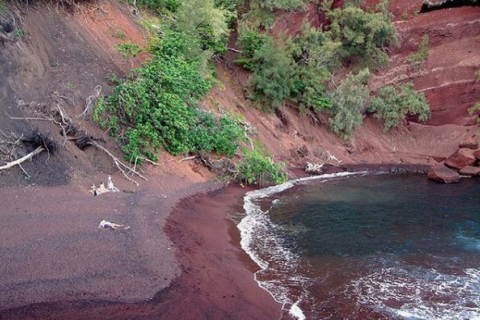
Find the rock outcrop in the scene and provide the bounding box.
[428,165,460,183]
[459,135,478,149]
[459,166,480,176]
[444,148,476,170]
[474,149,480,161]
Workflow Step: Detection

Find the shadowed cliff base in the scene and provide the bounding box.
[421,0,480,13]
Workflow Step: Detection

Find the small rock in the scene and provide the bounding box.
[428,165,460,184]
[474,149,480,161]
[459,166,480,177]
[459,135,478,149]
[445,148,476,171]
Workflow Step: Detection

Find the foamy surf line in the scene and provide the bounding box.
[238,171,365,320]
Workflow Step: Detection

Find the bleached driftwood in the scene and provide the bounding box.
[87,141,147,186]
[0,147,44,171]
[305,162,324,174]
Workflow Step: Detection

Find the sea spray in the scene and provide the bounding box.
[238,171,364,319]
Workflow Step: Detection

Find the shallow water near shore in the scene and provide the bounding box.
[239,174,480,319]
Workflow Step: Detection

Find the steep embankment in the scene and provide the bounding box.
[0,1,151,186]
[215,0,478,169]
[372,1,480,126]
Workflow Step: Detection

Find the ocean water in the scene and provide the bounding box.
[238,173,480,320]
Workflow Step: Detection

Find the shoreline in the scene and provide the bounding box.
[0,181,282,320]
[0,165,439,320]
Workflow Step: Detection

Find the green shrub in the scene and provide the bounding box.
[237,150,287,186]
[135,0,179,12]
[177,0,230,55]
[250,0,305,12]
[408,34,429,66]
[324,1,398,69]
[94,30,243,163]
[247,36,297,109]
[115,43,142,58]
[236,2,396,112]
[235,31,267,71]
[369,83,430,131]
[329,69,370,139]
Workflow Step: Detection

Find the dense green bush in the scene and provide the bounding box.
[94,29,243,162]
[246,37,297,109]
[324,0,398,69]
[329,69,370,139]
[135,0,179,13]
[250,0,305,11]
[237,1,396,118]
[369,83,430,130]
[237,150,287,186]
[177,0,230,55]
[235,31,267,71]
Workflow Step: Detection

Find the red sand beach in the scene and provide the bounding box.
[0,176,281,320]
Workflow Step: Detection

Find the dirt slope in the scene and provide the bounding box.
[0,1,147,187]
[217,1,479,169]
[371,2,480,126]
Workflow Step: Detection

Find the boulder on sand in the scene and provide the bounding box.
[459,135,478,149]
[428,165,460,184]
[445,148,476,170]
[459,166,480,177]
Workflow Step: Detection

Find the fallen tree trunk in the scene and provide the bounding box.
[0,147,44,171]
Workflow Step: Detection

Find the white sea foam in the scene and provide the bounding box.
[349,262,480,320]
[289,299,306,320]
[238,171,364,319]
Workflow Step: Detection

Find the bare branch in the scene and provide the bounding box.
[87,141,147,186]
[0,147,44,171]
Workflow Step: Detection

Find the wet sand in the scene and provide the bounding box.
[0,178,281,319]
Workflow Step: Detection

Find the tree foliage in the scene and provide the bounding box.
[246,36,297,109]
[94,29,243,162]
[237,150,287,186]
[328,69,370,139]
[324,0,398,69]
[177,0,231,54]
[369,83,430,130]
[236,1,397,125]
[407,34,429,66]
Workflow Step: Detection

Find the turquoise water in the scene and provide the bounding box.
[240,174,480,319]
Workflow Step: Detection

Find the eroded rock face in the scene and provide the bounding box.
[459,166,480,176]
[445,148,476,170]
[428,165,460,183]
[459,135,478,149]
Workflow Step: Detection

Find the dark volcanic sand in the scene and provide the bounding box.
[0,183,281,320]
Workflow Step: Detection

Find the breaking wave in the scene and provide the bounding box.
[238,172,364,319]
[349,262,480,320]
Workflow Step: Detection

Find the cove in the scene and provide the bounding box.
[240,173,480,319]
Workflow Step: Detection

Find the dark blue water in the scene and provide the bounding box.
[240,174,480,319]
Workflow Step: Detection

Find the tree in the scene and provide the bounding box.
[324,0,398,69]
[247,36,297,109]
[177,0,230,54]
[369,83,430,131]
[329,69,370,139]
